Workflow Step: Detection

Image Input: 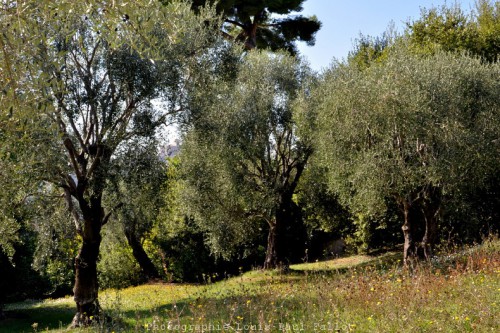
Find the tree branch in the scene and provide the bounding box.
[104,98,137,140]
[102,202,124,226]
[224,19,245,29]
[63,186,83,236]
[86,146,103,179]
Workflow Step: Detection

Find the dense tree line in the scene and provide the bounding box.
[1,0,499,327]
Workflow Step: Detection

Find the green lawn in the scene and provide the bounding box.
[1,240,499,332]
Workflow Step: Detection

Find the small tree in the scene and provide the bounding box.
[313,49,500,265]
[180,51,315,268]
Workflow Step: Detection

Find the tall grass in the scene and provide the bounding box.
[2,238,499,332]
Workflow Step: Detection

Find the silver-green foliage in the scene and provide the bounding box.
[0,159,21,258]
[0,0,223,304]
[314,49,500,218]
[180,51,314,259]
[0,0,218,252]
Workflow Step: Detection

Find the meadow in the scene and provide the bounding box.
[1,239,499,333]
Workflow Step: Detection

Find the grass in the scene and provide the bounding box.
[1,238,499,332]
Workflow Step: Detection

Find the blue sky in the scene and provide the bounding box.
[297,0,476,71]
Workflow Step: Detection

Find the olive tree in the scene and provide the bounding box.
[180,51,314,269]
[1,0,220,326]
[313,49,500,265]
[0,130,25,316]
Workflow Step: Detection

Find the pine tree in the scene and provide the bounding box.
[191,0,321,54]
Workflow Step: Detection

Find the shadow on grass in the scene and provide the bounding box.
[0,252,404,332]
[107,253,405,329]
[2,242,498,332]
[0,302,74,333]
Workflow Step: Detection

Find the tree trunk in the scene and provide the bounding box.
[420,187,441,259]
[402,200,416,266]
[70,232,101,328]
[124,227,160,280]
[262,155,310,269]
[245,22,259,50]
[264,199,292,269]
[420,213,437,259]
[237,10,265,50]
[264,222,280,269]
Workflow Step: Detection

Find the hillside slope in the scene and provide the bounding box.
[1,239,499,332]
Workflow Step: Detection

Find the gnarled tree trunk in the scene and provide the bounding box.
[264,222,280,269]
[263,197,294,269]
[124,226,160,280]
[400,185,442,266]
[263,155,310,269]
[420,213,437,259]
[67,175,112,328]
[419,186,441,259]
[401,199,416,266]
[70,215,102,328]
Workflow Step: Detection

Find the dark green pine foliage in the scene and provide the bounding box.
[191,0,321,54]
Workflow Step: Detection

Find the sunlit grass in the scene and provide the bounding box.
[2,238,499,332]
[290,254,374,271]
